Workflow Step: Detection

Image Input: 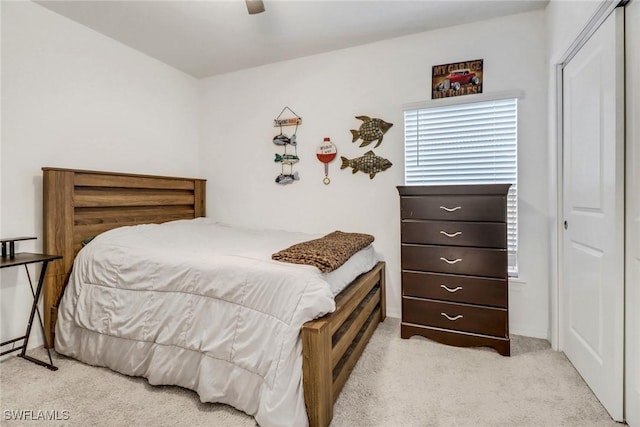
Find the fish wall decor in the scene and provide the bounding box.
[272,106,302,185]
[350,116,393,148]
[274,153,300,165]
[272,134,297,146]
[275,171,300,185]
[340,150,392,179]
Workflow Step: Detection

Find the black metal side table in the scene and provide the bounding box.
[1,237,62,371]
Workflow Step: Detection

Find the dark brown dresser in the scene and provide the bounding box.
[397,184,511,356]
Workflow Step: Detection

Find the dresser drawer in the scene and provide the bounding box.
[403,297,507,337]
[402,271,507,308]
[401,244,507,278]
[401,220,506,248]
[400,195,506,222]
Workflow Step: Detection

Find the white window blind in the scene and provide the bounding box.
[404,97,518,275]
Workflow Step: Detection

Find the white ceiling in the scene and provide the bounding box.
[35,0,548,78]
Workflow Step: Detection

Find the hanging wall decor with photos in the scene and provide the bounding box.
[432,58,483,99]
[273,107,302,185]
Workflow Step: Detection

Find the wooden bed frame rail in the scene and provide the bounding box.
[302,261,386,427]
[41,167,386,427]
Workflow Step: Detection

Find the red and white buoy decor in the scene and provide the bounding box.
[316,137,337,185]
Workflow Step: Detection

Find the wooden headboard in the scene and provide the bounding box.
[42,167,206,347]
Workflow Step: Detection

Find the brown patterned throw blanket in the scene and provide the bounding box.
[272,231,374,273]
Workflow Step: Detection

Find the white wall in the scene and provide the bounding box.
[547,0,603,61]
[199,10,549,337]
[0,1,200,349]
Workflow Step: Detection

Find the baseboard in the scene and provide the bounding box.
[510,324,548,340]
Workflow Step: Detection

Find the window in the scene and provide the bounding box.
[404,97,518,275]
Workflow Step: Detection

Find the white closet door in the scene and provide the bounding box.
[561,8,624,422]
[625,1,640,426]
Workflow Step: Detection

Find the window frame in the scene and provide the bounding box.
[402,91,522,277]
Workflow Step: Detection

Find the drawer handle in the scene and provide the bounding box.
[440,257,462,265]
[439,205,462,212]
[440,231,462,238]
[440,285,463,293]
[441,313,464,321]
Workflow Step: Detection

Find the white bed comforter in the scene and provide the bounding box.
[55,219,373,427]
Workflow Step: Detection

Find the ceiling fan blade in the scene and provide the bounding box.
[246,0,265,15]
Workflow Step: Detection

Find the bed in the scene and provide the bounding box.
[41,167,386,427]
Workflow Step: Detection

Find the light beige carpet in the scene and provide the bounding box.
[0,318,620,426]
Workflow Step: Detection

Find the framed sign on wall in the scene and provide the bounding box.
[432,59,483,99]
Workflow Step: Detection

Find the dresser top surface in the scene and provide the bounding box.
[397,184,511,196]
